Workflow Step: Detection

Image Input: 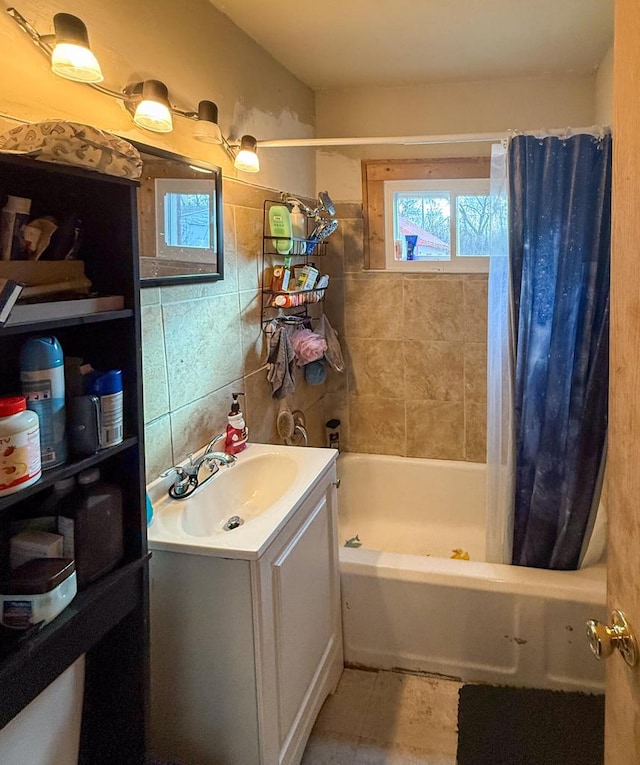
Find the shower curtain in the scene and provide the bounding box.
[487,130,611,571]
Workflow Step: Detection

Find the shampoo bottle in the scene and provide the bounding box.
[268,204,293,255]
[224,392,248,455]
[20,336,67,469]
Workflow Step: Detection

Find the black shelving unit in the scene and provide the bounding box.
[0,154,147,763]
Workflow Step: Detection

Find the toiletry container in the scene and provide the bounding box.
[0,195,31,261]
[268,205,293,255]
[0,395,41,496]
[20,337,67,469]
[0,558,76,629]
[290,203,307,252]
[86,369,124,448]
[325,419,341,451]
[57,468,123,589]
[224,392,248,455]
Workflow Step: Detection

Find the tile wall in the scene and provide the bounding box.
[141,179,329,483]
[142,194,488,482]
[321,204,488,462]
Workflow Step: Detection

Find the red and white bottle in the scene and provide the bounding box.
[224,392,248,455]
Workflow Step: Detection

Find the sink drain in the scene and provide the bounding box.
[224,515,244,531]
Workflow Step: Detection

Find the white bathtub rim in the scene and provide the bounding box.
[339,547,606,605]
[337,451,486,474]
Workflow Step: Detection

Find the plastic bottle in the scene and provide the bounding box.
[224,392,248,455]
[0,195,32,260]
[0,395,41,496]
[57,468,123,589]
[86,369,124,449]
[20,337,67,469]
[290,203,307,253]
[268,204,293,255]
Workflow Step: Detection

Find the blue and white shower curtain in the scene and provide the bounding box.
[487,131,611,570]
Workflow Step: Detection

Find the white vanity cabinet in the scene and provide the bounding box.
[149,456,343,765]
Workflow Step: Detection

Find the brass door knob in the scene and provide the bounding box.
[586,609,638,667]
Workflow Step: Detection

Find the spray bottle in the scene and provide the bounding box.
[224,392,248,455]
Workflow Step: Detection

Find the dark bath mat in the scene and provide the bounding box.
[456,684,604,765]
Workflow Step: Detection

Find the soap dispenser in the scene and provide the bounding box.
[225,392,248,455]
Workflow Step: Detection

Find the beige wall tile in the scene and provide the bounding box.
[244,368,280,445]
[347,396,405,455]
[403,277,464,342]
[239,289,266,375]
[162,293,243,410]
[465,401,487,463]
[144,415,173,484]
[141,304,169,423]
[323,224,345,278]
[221,201,239,294]
[323,278,346,339]
[140,287,160,306]
[404,340,464,402]
[346,337,406,399]
[343,218,365,274]
[169,384,235,463]
[464,342,488,403]
[344,274,404,340]
[234,206,264,292]
[463,276,488,342]
[322,392,349,451]
[406,401,464,460]
[222,179,271,209]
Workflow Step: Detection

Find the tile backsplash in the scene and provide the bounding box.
[141,193,488,483]
[141,179,327,484]
[321,203,487,463]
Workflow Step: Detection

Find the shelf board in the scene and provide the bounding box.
[0,436,138,513]
[0,555,149,729]
[0,308,134,336]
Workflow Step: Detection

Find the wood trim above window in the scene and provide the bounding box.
[362,157,491,269]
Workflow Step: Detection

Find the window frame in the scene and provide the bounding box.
[383,177,491,273]
[362,156,491,270]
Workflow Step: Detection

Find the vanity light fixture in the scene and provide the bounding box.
[50,13,104,83]
[6,7,248,167]
[233,135,260,173]
[124,80,173,134]
[193,100,223,145]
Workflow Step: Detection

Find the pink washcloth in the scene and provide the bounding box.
[289,328,327,365]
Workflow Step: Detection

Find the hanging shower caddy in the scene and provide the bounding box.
[260,199,330,330]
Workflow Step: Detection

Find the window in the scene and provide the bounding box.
[155,178,218,263]
[383,178,490,272]
[361,156,491,270]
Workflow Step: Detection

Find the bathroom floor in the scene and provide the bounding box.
[302,668,461,765]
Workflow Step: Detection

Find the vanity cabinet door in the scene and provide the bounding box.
[253,466,342,765]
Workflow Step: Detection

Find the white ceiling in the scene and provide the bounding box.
[209,0,613,91]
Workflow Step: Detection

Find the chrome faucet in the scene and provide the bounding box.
[161,439,237,500]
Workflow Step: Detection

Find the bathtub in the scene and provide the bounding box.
[337,453,607,692]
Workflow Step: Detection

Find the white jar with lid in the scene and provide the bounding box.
[0,395,41,496]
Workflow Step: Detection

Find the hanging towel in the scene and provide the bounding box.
[266,326,296,399]
[318,314,345,373]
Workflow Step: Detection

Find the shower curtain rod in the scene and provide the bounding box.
[256,126,608,149]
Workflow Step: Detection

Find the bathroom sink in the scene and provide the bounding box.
[147,443,337,560]
[181,453,298,537]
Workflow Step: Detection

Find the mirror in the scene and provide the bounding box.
[132,142,223,287]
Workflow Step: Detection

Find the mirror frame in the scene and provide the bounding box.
[131,141,224,288]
